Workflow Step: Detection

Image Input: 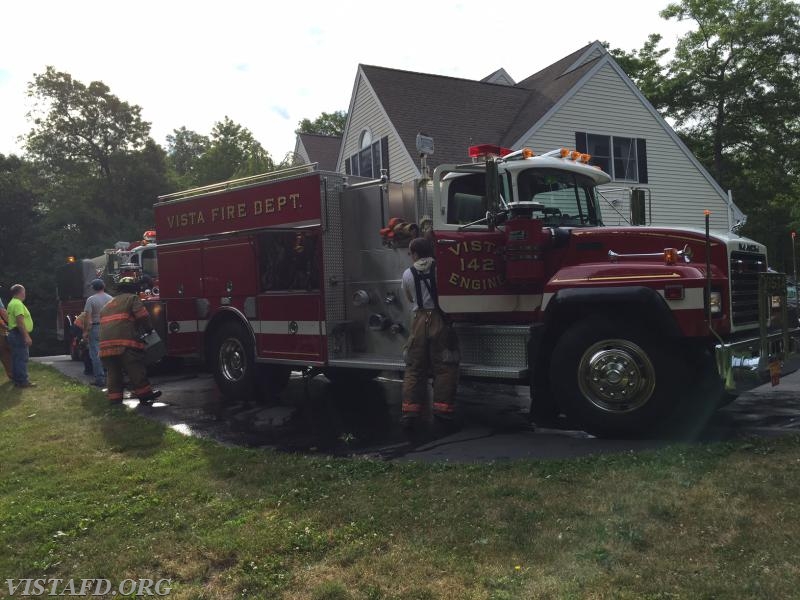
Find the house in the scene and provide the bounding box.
[293,133,341,171]
[328,41,744,232]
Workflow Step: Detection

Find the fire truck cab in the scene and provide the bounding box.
[151,149,798,437]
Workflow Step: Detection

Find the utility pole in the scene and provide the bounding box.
[793,230,797,286]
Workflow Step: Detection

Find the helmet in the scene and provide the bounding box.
[117,276,140,293]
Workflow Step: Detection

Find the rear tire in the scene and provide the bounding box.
[210,321,255,401]
[550,316,686,438]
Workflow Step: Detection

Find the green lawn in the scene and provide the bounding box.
[2,364,800,599]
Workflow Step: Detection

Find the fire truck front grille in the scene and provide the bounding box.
[730,251,767,326]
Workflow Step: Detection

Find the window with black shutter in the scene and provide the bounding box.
[575,131,648,184]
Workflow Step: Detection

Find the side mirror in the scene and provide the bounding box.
[630,189,647,226]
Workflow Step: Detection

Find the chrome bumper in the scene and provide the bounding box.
[715,327,800,393]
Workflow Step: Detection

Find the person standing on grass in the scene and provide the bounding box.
[6,284,34,388]
[83,279,112,387]
[99,277,161,405]
[0,295,13,381]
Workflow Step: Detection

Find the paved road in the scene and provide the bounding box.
[33,355,800,462]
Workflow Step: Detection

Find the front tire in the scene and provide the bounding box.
[550,316,686,437]
[211,321,255,401]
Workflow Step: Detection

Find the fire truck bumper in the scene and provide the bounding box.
[715,327,800,394]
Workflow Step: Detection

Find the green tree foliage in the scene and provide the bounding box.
[295,110,347,137]
[166,118,280,189]
[25,67,151,181]
[166,126,209,187]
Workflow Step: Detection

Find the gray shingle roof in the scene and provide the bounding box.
[359,43,601,171]
[297,133,342,171]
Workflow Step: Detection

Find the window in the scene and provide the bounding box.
[446,173,487,225]
[575,132,648,183]
[257,231,320,292]
[141,249,158,277]
[516,168,601,227]
[345,134,390,179]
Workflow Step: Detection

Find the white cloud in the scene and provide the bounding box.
[0,0,691,163]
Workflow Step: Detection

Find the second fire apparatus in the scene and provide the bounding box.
[149,146,798,436]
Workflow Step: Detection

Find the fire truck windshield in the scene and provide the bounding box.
[515,168,602,227]
[445,168,602,227]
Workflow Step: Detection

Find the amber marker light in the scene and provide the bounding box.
[560,148,570,158]
[664,247,678,265]
[522,148,535,158]
[67,256,76,263]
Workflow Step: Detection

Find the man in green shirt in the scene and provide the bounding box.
[7,284,34,387]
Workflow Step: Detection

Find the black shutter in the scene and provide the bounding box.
[575,132,587,153]
[381,136,390,180]
[345,157,351,175]
[636,139,648,184]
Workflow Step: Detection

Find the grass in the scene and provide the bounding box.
[2,364,800,599]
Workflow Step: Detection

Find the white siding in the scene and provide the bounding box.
[338,73,418,183]
[522,62,733,232]
[294,138,310,165]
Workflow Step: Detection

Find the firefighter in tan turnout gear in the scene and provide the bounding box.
[401,237,460,429]
[99,277,162,404]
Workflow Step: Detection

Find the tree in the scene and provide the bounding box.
[166,126,209,181]
[295,110,347,137]
[193,117,274,185]
[24,66,151,181]
[660,0,800,184]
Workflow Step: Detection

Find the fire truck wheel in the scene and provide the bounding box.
[551,317,685,438]
[255,364,292,403]
[211,321,256,401]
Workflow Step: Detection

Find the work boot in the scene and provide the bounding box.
[138,389,162,404]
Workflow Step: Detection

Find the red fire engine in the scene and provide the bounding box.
[149,146,798,436]
[56,232,159,359]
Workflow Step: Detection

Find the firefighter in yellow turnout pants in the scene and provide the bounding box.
[401,237,460,431]
[99,277,162,404]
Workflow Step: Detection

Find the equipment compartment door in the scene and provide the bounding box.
[158,244,203,355]
[255,230,325,363]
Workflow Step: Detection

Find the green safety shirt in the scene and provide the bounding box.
[7,298,33,333]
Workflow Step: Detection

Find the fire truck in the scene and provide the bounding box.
[55,257,101,358]
[149,146,798,436]
[56,232,159,358]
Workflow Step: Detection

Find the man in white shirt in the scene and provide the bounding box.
[83,279,112,387]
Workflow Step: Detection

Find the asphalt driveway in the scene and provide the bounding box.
[34,355,800,462]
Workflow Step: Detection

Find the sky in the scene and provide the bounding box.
[0,1,693,163]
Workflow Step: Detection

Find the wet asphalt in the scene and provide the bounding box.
[33,355,800,462]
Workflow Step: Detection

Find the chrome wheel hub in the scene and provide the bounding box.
[577,339,655,413]
[219,338,247,382]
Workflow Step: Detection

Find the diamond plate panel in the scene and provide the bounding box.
[454,324,529,368]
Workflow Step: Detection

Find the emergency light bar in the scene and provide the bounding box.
[468,144,512,159]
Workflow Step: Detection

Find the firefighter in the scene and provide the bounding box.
[99,277,161,404]
[401,237,460,430]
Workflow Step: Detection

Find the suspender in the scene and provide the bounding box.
[410,264,441,313]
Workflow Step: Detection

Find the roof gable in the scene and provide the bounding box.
[360,64,528,168]
[296,133,341,171]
